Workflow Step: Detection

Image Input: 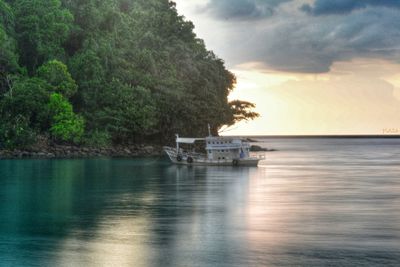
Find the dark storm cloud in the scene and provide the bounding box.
[301,0,400,16]
[273,7,400,72]
[203,0,292,20]
[224,6,400,73]
[194,0,400,73]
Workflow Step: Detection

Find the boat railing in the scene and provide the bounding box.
[182,151,206,159]
[163,146,176,155]
[163,146,206,160]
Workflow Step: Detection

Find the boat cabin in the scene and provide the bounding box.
[205,137,250,160]
[175,135,250,161]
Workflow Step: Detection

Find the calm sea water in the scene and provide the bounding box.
[1,138,400,266]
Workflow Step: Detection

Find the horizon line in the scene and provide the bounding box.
[223,134,400,138]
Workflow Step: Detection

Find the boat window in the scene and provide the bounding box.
[208,150,211,153]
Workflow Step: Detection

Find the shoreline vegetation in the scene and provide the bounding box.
[0,143,163,160]
[0,0,258,155]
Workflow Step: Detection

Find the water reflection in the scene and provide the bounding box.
[0,138,400,266]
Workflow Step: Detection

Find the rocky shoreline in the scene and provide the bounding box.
[0,140,277,160]
[0,144,164,160]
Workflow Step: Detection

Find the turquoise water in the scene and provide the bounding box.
[1,138,400,266]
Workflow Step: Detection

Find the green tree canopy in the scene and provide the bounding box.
[1,77,50,128]
[0,0,14,34]
[48,93,84,143]
[37,60,78,98]
[13,0,73,72]
[99,81,157,142]
[0,25,19,93]
[0,0,258,148]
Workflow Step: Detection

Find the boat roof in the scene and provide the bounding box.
[206,136,244,141]
[176,137,205,144]
[176,136,249,144]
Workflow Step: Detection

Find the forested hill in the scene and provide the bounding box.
[0,0,258,148]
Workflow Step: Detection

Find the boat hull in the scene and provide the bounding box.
[169,158,260,166]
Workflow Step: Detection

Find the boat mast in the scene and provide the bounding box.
[175,134,179,152]
[208,124,212,137]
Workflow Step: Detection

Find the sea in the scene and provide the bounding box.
[0,137,400,266]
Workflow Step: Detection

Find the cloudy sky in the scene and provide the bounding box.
[174,0,400,135]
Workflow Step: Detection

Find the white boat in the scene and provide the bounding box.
[164,132,264,166]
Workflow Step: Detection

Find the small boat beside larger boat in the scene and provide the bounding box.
[164,134,263,166]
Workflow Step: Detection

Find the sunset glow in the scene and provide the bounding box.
[225,60,400,135]
[175,1,400,135]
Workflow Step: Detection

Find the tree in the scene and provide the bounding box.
[47,93,84,143]
[0,114,36,149]
[67,48,106,113]
[1,77,51,129]
[228,100,260,124]
[37,60,77,98]
[95,80,157,142]
[13,0,73,72]
[0,0,15,34]
[0,25,19,94]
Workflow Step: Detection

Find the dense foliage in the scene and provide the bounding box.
[0,0,258,148]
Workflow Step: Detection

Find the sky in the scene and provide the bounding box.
[174,0,400,135]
